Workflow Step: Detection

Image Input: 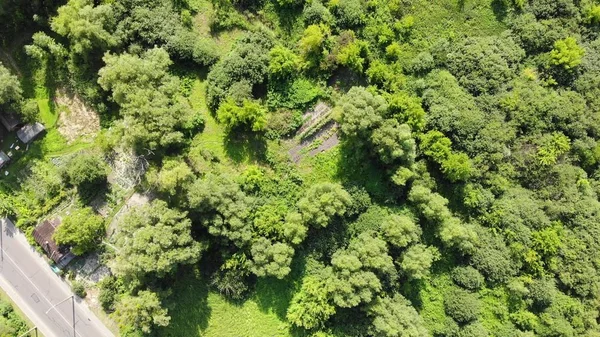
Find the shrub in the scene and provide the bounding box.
[72,280,87,298]
[452,266,485,290]
[444,288,481,324]
[98,277,119,311]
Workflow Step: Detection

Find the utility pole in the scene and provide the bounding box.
[17,326,38,337]
[46,295,76,337]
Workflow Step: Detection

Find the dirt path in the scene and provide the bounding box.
[289,120,339,163]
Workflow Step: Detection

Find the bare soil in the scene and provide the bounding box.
[55,88,100,143]
[288,102,340,163]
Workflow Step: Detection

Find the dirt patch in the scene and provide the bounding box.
[55,88,100,143]
[107,192,153,237]
[288,102,340,163]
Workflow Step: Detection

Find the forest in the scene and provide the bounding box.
[1,0,600,336]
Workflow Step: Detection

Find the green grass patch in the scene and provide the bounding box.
[187,79,267,171]
[161,270,292,337]
[418,274,453,334]
[406,0,507,53]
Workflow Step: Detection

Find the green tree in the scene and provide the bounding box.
[287,268,337,329]
[446,36,525,94]
[54,207,105,255]
[381,214,421,248]
[66,152,108,188]
[0,63,22,106]
[421,70,485,151]
[98,48,192,151]
[451,266,485,290]
[338,86,387,140]
[550,37,585,70]
[269,45,301,79]
[217,99,268,132]
[250,238,295,279]
[297,183,353,227]
[371,119,416,165]
[207,32,272,109]
[444,288,481,324]
[113,290,170,334]
[187,174,254,247]
[283,212,308,245]
[367,295,429,337]
[113,200,203,277]
[400,244,439,280]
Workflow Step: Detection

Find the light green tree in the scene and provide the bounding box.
[51,0,116,56]
[148,159,194,196]
[381,214,421,248]
[370,119,416,165]
[113,200,203,277]
[287,268,337,329]
[269,45,301,79]
[217,99,267,132]
[54,207,105,255]
[550,37,585,70]
[400,244,440,280]
[113,290,170,334]
[250,238,295,279]
[298,183,353,227]
[367,295,430,337]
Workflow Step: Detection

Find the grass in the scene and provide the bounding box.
[405,0,508,56]
[160,269,293,337]
[187,79,268,172]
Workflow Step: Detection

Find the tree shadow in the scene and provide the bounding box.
[159,267,211,336]
[334,140,395,203]
[223,131,267,164]
[253,253,306,320]
[491,0,509,21]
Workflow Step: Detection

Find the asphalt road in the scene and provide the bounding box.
[0,218,115,337]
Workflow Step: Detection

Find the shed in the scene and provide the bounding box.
[17,122,45,144]
[32,219,75,268]
[0,111,22,132]
[0,151,9,169]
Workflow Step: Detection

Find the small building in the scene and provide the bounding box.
[0,151,9,169]
[32,219,75,268]
[0,111,22,132]
[17,122,45,144]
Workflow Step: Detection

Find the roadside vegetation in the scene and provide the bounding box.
[1,0,600,337]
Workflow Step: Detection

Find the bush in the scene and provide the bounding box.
[98,276,122,312]
[211,268,249,300]
[66,152,108,190]
[72,280,87,298]
[458,322,489,337]
[303,1,332,25]
[444,288,481,324]
[527,278,555,310]
[452,266,485,290]
[265,109,303,139]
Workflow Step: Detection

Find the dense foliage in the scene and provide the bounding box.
[3,0,600,336]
